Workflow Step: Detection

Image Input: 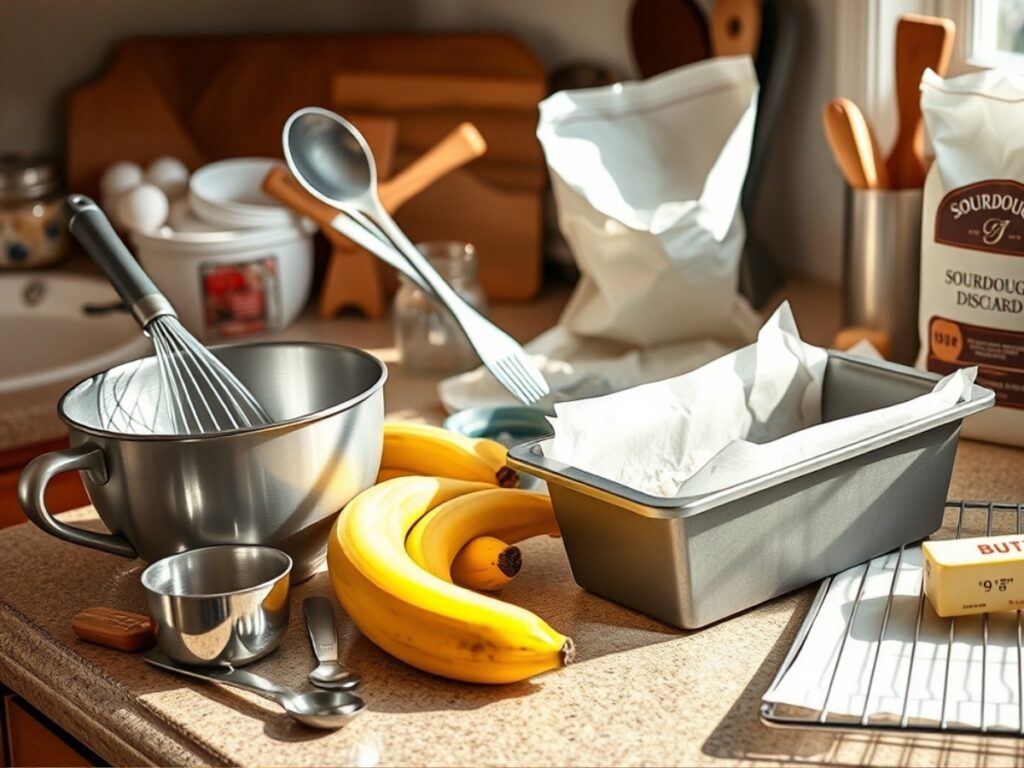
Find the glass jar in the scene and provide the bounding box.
[0,155,67,269]
[394,242,488,376]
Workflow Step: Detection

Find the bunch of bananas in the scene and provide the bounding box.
[328,423,570,684]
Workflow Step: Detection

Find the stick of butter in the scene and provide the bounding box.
[923,535,1024,618]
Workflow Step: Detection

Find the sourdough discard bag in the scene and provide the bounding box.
[919,68,1024,446]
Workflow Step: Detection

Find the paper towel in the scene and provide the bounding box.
[546,302,978,498]
[438,325,740,414]
[764,547,1024,730]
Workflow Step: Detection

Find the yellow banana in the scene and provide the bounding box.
[450,535,522,592]
[406,488,558,584]
[327,476,572,684]
[376,422,518,487]
[376,467,410,482]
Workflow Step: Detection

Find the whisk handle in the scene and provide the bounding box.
[64,195,175,328]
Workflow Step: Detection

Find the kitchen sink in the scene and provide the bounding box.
[0,273,148,397]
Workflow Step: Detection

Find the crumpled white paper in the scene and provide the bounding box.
[546,302,978,498]
[438,56,763,411]
[763,546,1024,730]
[438,325,742,414]
[538,55,760,347]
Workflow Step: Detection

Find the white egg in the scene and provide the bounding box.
[145,156,190,199]
[116,183,169,232]
[100,161,143,199]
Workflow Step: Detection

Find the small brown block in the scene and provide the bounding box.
[71,607,155,652]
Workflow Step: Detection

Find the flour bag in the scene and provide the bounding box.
[919,68,1024,446]
[536,56,759,347]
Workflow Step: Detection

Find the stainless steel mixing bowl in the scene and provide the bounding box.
[142,545,292,666]
[18,342,386,580]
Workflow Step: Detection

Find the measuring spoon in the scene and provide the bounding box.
[304,597,360,691]
[144,649,363,730]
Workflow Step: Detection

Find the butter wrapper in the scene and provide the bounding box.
[923,534,1024,617]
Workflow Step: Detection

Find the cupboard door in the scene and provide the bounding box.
[4,697,96,767]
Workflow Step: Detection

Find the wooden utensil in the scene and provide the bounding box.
[630,0,710,77]
[822,98,889,189]
[710,0,762,57]
[378,123,487,211]
[887,14,956,188]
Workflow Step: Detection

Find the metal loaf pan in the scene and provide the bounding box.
[507,352,994,630]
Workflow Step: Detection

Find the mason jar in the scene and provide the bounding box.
[394,242,487,376]
[0,155,68,269]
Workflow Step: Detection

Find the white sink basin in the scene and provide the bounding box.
[0,273,149,396]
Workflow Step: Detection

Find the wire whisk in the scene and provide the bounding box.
[65,195,272,436]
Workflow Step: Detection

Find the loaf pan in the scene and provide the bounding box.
[507,352,994,630]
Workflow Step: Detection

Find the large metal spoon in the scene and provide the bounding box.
[282,107,550,406]
[144,650,364,730]
[304,597,360,691]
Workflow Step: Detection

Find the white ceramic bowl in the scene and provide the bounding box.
[133,213,315,341]
[188,158,302,230]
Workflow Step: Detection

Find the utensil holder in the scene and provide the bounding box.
[843,188,922,364]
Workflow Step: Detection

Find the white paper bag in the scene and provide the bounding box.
[537,56,760,347]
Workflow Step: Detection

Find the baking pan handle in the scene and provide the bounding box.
[17,443,137,558]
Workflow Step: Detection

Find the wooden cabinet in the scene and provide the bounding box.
[0,440,89,529]
[3,696,97,767]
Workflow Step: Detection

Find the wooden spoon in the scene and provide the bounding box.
[631,0,710,77]
[886,14,956,189]
[822,98,888,189]
[710,0,762,57]
[378,122,486,211]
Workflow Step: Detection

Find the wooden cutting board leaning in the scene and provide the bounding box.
[66,35,546,303]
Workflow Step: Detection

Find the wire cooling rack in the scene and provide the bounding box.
[761,500,1024,736]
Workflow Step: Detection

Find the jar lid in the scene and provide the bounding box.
[0,154,59,201]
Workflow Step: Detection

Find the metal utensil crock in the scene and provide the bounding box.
[18,342,386,580]
[142,545,292,666]
[843,187,923,364]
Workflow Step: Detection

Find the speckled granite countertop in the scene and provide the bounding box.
[0,392,65,452]
[4,279,1024,766]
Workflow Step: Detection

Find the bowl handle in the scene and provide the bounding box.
[17,443,137,558]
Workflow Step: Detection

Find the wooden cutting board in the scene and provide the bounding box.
[66,34,547,301]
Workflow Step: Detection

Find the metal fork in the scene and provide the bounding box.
[282,106,550,406]
[335,209,550,404]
